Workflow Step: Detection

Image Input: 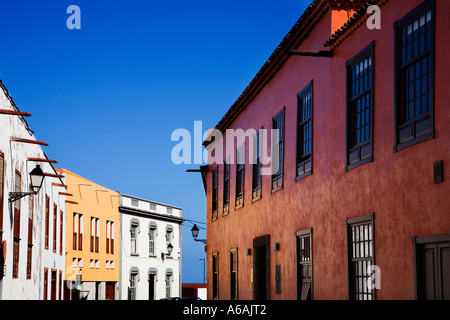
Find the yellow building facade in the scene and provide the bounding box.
[62,169,120,300]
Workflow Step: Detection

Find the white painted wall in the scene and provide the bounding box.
[0,82,66,300]
[119,195,182,300]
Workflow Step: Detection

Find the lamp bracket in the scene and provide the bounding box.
[8,191,36,203]
[195,239,207,245]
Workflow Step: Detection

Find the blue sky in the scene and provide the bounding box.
[0,0,310,284]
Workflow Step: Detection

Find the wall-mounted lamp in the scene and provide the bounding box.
[191,224,207,245]
[9,165,45,202]
[161,243,174,259]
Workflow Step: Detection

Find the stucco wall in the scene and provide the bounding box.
[205,0,450,300]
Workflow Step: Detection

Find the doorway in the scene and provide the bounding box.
[253,235,270,300]
[414,234,450,300]
[105,282,115,300]
[149,274,156,300]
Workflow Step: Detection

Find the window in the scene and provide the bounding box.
[43,268,48,300]
[346,213,375,300]
[73,213,83,251]
[252,129,263,201]
[90,217,99,253]
[165,274,172,298]
[230,249,238,300]
[346,43,374,170]
[110,222,115,254]
[149,227,155,255]
[130,273,137,300]
[13,171,21,279]
[296,229,313,300]
[45,195,49,250]
[106,220,114,254]
[272,108,284,191]
[53,203,57,253]
[212,167,218,220]
[149,223,156,255]
[296,83,313,179]
[131,224,137,254]
[235,144,245,209]
[394,0,434,151]
[26,187,34,279]
[223,159,230,215]
[59,210,63,256]
[166,227,172,245]
[212,253,219,300]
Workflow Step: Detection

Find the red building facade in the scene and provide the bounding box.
[203,0,450,300]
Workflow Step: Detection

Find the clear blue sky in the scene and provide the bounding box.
[0,0,310,284]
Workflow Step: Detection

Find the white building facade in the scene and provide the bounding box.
[0,81,66,300]
[119,194,183,300]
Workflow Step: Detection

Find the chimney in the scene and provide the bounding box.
[327,0,367,34]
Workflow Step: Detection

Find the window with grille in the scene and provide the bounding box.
[230,249,238,300]
[346,214,375,300]
[346,43,374,170]
[272,109,284,191]
[213,253,219,300]
[235,145,245,209]
[45,195,49,250]
[296,229,312,300]
[296,83,313,179]
[394,0,434,151]
[252,129,263,201]
[223,159,230,215]
[212,167,218,220]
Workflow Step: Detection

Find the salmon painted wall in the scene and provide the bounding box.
[205,0,450,300]
[63,169,120,283]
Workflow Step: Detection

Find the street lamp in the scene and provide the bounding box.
[9,165,45,202]
[191,224,206,245]
[161,243,174,259]
[167,243,173,256]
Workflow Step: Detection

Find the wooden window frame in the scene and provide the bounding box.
[346,213,375,300]
[26,184,34,279]
[393,0,435,152]
[12,170,21,279]
[212,252,219,300]
[53,203,57,253]
[223,158,230,216]
[296,228,313,300]
[272,108,285,192]
[211,166,218,221]
[45,195,50,250]
[43,267,48,300]
[230,248,238,300]
[252,128,263,202]
[235,144,245,209]
[296,82,314,180]
[59,210,63,255]
[346,43,375,171]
